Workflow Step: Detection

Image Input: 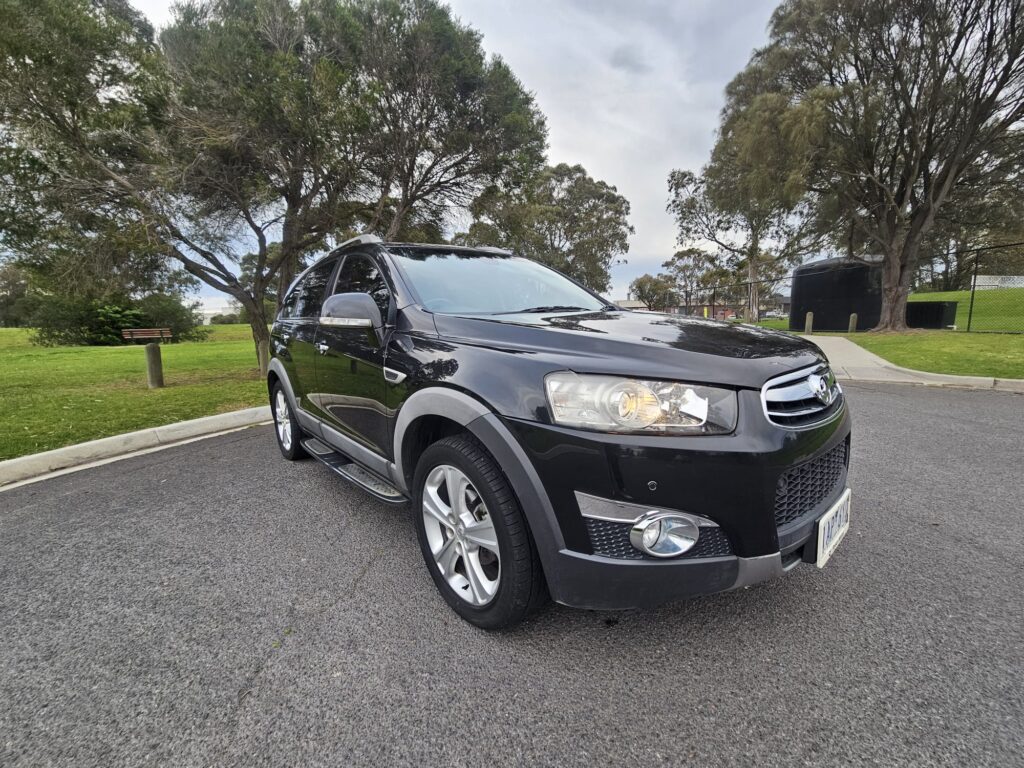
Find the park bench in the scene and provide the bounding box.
[121,328,173,343]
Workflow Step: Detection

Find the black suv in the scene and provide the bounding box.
[269,236,852,629]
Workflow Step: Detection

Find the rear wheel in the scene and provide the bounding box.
[413,434,547,630]
[271,383,307,461]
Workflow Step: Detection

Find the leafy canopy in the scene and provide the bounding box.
[461,163,633,294]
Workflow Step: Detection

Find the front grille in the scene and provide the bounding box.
[762,364,844,429]
[585,518,733,560]
[774,441,848,527]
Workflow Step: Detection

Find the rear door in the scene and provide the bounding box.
[313,252,393,457]
[273,257,338,420]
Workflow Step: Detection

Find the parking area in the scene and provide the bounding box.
[1,382,1021,767]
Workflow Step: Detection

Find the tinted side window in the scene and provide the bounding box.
[278,284,301,320]
[289,258,337,319]
[333,255,391,319]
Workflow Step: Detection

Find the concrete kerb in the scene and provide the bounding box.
[0,406,272,488]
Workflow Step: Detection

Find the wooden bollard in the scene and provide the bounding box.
[146,342,165,389]
[848,312,858,333]
[804,311,814,334]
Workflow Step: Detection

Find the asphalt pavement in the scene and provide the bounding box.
[1,383,1022,767]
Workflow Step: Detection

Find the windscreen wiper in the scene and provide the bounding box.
[504,305,593,314]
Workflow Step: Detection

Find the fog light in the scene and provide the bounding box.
[642,520,662,549]
[630,513,700,558]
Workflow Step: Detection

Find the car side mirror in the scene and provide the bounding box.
[320,292,383,330]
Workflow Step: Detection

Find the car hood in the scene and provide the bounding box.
[430,309,825,389]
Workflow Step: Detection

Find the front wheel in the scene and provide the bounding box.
[271,383,307,461]
[413,434,548,630]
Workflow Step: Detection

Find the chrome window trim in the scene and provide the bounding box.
[760,364,844,430]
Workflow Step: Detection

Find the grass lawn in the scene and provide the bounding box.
[909,286,1024,332]
[846,331,1024,379]
[754,318,790,331]
[0,324,267,461]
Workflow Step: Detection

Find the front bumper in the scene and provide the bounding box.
[503,389,851,610]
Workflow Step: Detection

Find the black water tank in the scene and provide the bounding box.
[789,258,882,331]
[906,301,958,329]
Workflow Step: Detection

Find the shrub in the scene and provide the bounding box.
[135,293,208,341]
[31,297,143,346]
[29,293,208,345]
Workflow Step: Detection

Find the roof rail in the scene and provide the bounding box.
[337,233,383,249]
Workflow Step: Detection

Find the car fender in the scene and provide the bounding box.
[392,387,566,572]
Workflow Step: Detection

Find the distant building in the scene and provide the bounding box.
[974,275,1024,290]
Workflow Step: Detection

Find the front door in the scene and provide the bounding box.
[313,252,393,457]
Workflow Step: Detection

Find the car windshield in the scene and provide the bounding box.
[390,248,608,315]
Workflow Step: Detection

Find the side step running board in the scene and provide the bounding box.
[301,437,406,504]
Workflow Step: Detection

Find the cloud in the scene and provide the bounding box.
[609,45,652,75]
[448,0,778,297]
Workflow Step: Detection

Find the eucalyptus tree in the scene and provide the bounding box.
[460,163,633,293]
[733,0,1024,329]
[1,0,548,370]
[355,0,547,239]
[628,274,676,311]
[661,248,719,315]
[0,0,373,371]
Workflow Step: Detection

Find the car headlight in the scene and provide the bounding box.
[544,372,737,435]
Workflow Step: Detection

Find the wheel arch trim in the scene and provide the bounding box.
[392,388,566,579]
[267,359,320,435]
[391,387,492,490]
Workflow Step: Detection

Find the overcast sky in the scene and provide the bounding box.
[133,0,778,304]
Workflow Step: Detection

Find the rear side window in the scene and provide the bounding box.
[333,254,391,319]
[280,258,337,319]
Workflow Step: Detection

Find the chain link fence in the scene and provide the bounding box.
[959,251,1024,333]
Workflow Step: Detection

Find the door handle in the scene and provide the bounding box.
[315,342,330,355]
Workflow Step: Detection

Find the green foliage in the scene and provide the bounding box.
[356,0,547,237]
[209,313,242,325]
[667,167,817,321]
[628,274,676,311]
[28,293,206,346]
[135,293,208,341]
[660,248,720,313]
[30,298,144,346]
[461,163,633,293]
[0,262,34,327]
[238,297,277,325]
[0,0,193,306]
[0,0,550,366]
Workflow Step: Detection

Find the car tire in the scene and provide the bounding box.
[271,382,308,461]
[413,433,548,630]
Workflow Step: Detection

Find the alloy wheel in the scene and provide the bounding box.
[421,464,500,606]
[274,389,293,451]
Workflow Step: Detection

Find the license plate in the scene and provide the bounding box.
[816,488,851,568]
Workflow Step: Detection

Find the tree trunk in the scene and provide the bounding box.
[249,316,271,377]
[874,244,912,331]
[746,237,760,322]
[277,258,298,308]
